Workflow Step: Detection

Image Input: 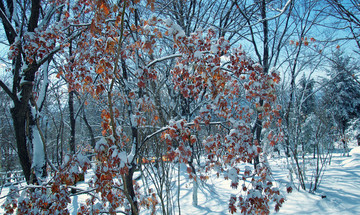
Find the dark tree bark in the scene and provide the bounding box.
[0,0,50,184]
[11,103,34,184]
[69,90,76,154]
[82,109,96,148]
[252,0,269,169]
[125,159,138,215]
[10,64,40,184]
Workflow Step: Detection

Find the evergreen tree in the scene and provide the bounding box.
[323,50,360,136]
[298,74,316,117]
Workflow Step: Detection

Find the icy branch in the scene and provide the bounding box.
[68,187,98,198]
[255,0,293,24]
[139,120,230,151]
[142,126,170,145]
[233,0,293,28]
[147,54,182,68]
[38,4,65,29]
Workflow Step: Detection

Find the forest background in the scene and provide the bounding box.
[0,0,360,214]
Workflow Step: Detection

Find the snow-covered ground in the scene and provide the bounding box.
[275,147,360,215]
[1,147,360,214]
[163,147,359,214]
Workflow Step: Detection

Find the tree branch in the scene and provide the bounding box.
[28,0,41,32]
[146,54,182,68]
[139,121,230,151]
[0,79,17,102]
[232,0,293,28]
[0,7,17,44]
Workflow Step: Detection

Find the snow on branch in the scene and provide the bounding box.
[140,126,170,149]
[36,61,49,109]
[139,120,230,151]
[233,0,293,27]
[38,4,65,29]
[23,29,84,74]
[256,0,293,24]
[146,54,182,68]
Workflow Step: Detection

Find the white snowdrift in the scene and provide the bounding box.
[342,146,360,168]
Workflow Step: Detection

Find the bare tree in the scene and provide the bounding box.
[325,0,360,52]
[0,0,84,184]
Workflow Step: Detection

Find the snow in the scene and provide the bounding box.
[211,44,219,54]
[194,51,203,58]
[76,153,90,167]
[165,18,186,38]
[349,146,360,156]
[95,137,107,152]
[36,61,49,108]
[274,148,360,214]
[227,167,238,184]
[127,143,136,163]
[2,147,360,214]
[167,148,360,215]
[31,126,45,180]
[342,147,360,168]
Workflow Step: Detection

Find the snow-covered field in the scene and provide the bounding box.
[275,147,360,215]
[1,147,360,214]
[167,147,360,214]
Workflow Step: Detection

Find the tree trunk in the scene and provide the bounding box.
[125,166,138,215]
[189,161,198,206]
[12,61,42,183]
[177,162,181,215]
[82,109,96,148]
[252,0,269,168]
[10,104,35,184]
[122,126,139,215]
[69,90,76,154]
[0,0,47,185]
[253,113,263,169]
